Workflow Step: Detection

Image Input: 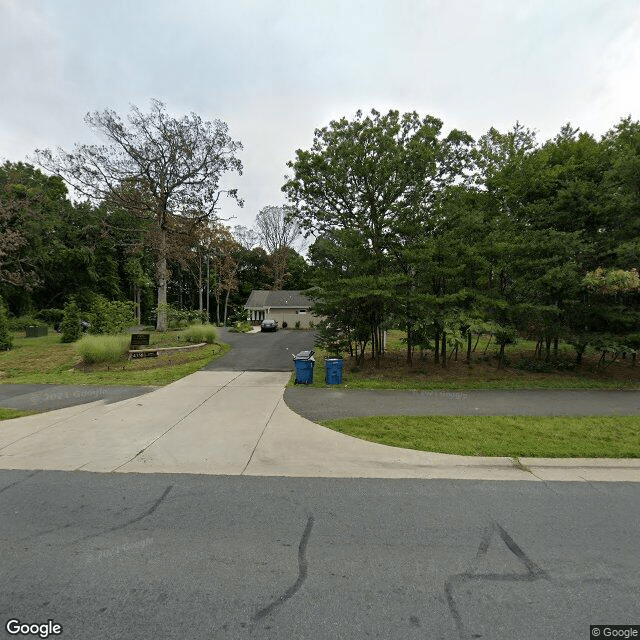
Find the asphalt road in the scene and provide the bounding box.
[284,388,640,420]
[203,328,317,372]
[1,470,639,640]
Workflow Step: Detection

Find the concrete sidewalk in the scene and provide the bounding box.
[0,371,638,481]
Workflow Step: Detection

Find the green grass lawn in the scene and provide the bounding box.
[0,408,35,421]
[0,332,230,386]
[320,415,640,458]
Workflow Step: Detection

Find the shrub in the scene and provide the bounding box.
[156,304,207,330]
[7,315,46,332]
[228,321,252,333]
[60,302,82,343]
[181,324,218,343]
[35,308,64,327]
[88,295,136,335]
[76,334,130,364]
[295,321,301,329]
[0,302,12,351]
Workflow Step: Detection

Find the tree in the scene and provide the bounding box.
[36,99,243,330]
[0,299,11,351]
[0,162,69,295]
[60,301,82,343]
[254,204,303,290]
[284,109,474,366]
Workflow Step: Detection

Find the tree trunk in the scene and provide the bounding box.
[134,286,141,324]
[441,331,447,368]
[223,289,230,326]
[206,256,210,323]
[553,337,559,357]
[406,325,413,365]
[497,344,506,369]
[466,331,472,363]
[198,255,203,314]
[434,331,440,364]
[156,229,168,331]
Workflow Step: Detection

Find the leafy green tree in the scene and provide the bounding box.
[0,299,12,351]
[88,295,136,334]
[284,109,473,366]
[60,301,82,343]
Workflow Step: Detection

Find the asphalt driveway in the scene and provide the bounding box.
[203,327,317,372]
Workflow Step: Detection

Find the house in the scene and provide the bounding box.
[244,290,318,328]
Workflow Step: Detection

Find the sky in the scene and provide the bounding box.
[1,0,639,229]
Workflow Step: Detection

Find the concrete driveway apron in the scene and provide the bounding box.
[1,370,639,481]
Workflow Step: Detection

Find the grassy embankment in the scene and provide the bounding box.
[0,330,229,387]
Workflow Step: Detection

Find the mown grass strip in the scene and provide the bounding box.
[0,334,230,386]
[319,415,640,458]
[0,408,35,421]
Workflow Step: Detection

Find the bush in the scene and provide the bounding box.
[181,324,218,343]
[0,302,12,351]
[7,315,46,332]
[76,334,130,363]
[60,302,82,343]
[295,321,301,329]
[89,295,136,335]
[35,308,64,327]
[228,321,252,333]
[156,304,207,330]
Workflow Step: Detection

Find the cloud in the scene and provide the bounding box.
[1,0,639,228]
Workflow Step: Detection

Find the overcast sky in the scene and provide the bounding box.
[1,0,639,228]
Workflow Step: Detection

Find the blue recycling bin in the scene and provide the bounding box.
[325,358,343,385]
[293,351,315,384]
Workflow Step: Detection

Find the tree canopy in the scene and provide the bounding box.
[36,100,243,330]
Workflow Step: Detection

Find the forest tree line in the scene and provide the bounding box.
[284,110,640,366]
[1,102,639,367]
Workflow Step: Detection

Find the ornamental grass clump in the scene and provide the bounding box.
[76,334,130,364]
[181,324,218,344]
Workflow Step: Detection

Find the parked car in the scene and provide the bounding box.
[260,319,278,332]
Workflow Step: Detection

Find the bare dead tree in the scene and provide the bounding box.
[35,99,243,330]
[254,205,302,290]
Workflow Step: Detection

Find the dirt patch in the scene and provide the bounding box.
[342,348,640,387]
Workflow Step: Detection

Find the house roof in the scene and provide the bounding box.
[244,290,313,309]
